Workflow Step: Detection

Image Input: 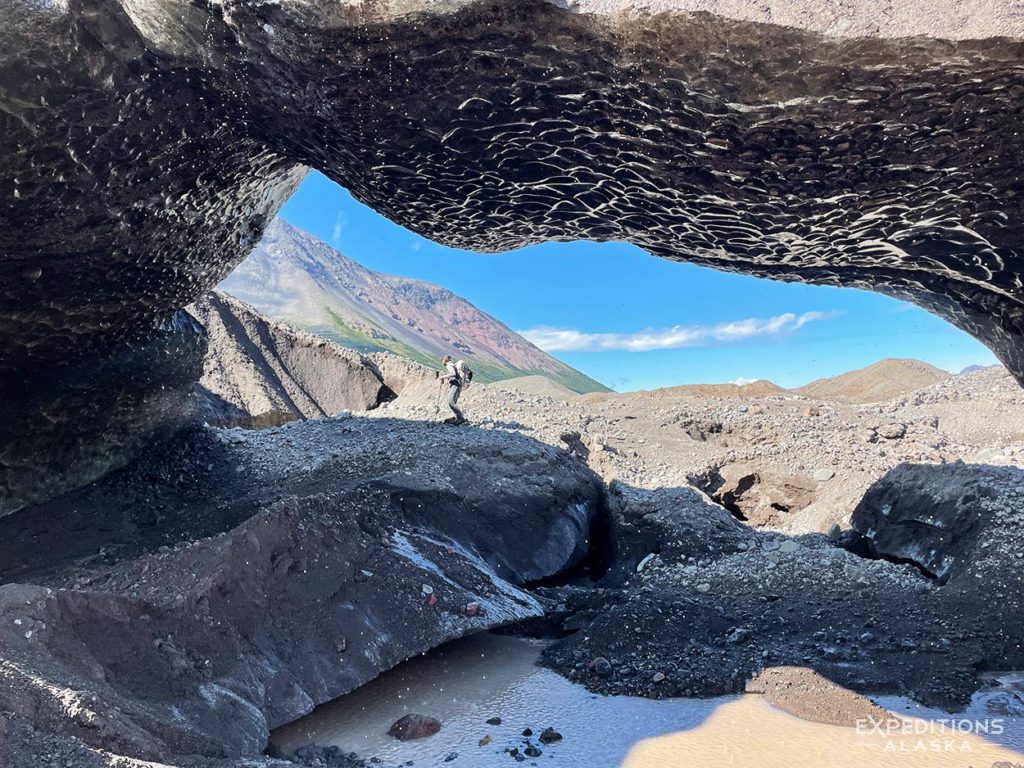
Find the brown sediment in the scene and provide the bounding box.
[746,666,898,728]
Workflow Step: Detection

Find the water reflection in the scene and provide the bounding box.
[272,633,1024,768]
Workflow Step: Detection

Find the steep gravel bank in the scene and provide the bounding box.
[190,293,390,426]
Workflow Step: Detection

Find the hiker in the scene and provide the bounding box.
[439,355,472,425]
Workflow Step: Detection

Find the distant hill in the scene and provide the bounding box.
[487,375,580,400]
[796,358,950,403]
[960,364,996,375]
[644,380,789,399]
[605,359,953,403]
[220,219,610,394]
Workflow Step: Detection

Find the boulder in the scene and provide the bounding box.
[388,714,441,741]
[875,423,908,441]
[851,462,1018,583]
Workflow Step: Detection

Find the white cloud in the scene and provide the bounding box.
[730,376,759,386]
[518,311,840,353]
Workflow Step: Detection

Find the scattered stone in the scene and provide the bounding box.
[486,717,502,726]
[652,672,666,683]
[538,728,562,744]
[387,714,442,741]
[636,553,657,573]
[292,744,366,768]
[779,540,802,555]
[588,658,612,677]
[727,628,752,645]
[875,423,907,440]
[478,735,491,747]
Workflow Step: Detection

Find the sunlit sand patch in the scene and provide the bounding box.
[624,694,1023,768]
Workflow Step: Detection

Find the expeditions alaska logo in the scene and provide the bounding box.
[856,716,1006,753]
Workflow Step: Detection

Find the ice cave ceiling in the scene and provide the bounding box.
[1,0,1023,509]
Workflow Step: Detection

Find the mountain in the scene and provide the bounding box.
[219,219,610,394]
[960,364,996,375]
[795,358,951,403]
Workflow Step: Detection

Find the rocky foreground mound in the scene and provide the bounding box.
[540,463,1024,710]
[383,364,1024,706]
[0,417,603,767]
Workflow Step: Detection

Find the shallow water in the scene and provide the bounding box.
[272,633,1024,768]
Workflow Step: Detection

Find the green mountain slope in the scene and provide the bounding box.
[220,219,610,393]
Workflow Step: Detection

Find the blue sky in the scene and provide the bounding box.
[277,172,997,391]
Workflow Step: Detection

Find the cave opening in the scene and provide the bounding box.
[837,531,943,582]
[243,172,1002,396]
[525,490,617,590]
